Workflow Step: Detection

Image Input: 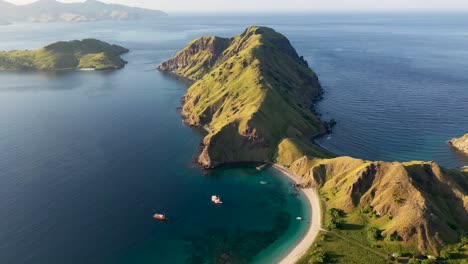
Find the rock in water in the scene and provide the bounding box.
[449,133,468,155]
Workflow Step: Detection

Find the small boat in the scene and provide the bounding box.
[256,164,268,171]
[260,181,268,185]
[153,213,167,221]
[296,217,303,221]
[211,195,223,204]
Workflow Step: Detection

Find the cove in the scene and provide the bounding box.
[0,41,309,264]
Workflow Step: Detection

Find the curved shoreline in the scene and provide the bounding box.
[272,164,322,264]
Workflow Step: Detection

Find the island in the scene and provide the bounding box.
[0,0,167,23]
[160,26,468,263]
[449,133,468,155]
[0,39,129,71]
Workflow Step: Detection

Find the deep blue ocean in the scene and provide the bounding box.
[0,12,467,264]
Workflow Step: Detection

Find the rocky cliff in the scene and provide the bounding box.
[449,133,468,155]
[160,26,329,167]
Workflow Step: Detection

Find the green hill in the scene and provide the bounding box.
[161,26,468,260]
[0,39,129,71]
[287,156,467,257]
[160,26,330,168]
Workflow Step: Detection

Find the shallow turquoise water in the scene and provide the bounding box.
[0,21,309,263]
[0,12,467,264]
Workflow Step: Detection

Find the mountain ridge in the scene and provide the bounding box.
[160,26,329,168]
[160,26,468,256]
[0,0,167,23]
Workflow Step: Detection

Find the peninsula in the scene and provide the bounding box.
[160,26,330,168]
[0,39,129,71]
[0,0,167,23]
[160,27,468,262]
[449,133,468,155]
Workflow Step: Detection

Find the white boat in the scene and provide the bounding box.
[256,164,268,170]
[260,181,268,185]
[296,217,303,221]
[211,195,223,204]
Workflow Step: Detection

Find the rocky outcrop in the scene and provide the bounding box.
[449,133,468,155]
[159,36,233,80]
[159,26,329,168]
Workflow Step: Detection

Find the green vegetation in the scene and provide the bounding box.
[159,26,328,168]
[159,26,467,263]
[0,39,128,71]
[297,232,387,264]
[292,157,467,263]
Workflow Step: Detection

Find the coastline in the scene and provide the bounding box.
[271,164,322,264]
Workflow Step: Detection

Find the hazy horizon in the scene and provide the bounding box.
[5,0,468,13]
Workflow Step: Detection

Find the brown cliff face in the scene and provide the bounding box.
[158,36,233,80]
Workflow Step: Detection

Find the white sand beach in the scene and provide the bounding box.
[273,164,322,264]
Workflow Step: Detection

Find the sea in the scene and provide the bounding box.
[0,12,467,264]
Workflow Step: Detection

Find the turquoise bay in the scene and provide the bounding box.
[0,21,309,263]
[1,12,468,264]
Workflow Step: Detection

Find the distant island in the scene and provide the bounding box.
[0,39,129,71]
[160,26,468,263]
[0,0,167,23]
[449,133,468,155]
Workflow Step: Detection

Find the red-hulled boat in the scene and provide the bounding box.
[153,213,167,221]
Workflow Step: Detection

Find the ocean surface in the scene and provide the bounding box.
[0,12,467,264]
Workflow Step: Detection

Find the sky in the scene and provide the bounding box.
[5,0,468,12]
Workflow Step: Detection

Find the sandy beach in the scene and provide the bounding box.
[272,164,322,264]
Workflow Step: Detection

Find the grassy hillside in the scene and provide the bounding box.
[160,26,330,167]
[160,26,467,261]
[288,155,468,261]
[0,39,129,71]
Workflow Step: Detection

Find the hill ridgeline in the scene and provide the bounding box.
[160,26,467,256]
[160,26,329,168]
[0,39,129,71]
[0,0,167,23]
